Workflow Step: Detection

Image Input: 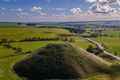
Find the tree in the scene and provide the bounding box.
[14,48,23,54]
[3,43,12,49]
[86,45,94,53]
[1,38,8,43]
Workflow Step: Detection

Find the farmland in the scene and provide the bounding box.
[0,25,120,80]
[0,26,92,80]
[96,31,120,56]
[81,27,120,56]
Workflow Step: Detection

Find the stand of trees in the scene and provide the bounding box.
[86,45,103,55]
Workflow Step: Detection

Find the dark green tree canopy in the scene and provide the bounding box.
[13,43,81,80]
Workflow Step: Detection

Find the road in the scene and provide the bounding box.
[85,38,120,61]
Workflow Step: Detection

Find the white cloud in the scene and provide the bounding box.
[101,4,113,12]
[9,8,29,18]
[70,8,82,15]
[117,0,120,5]
[0,7,6,10]
[88,0,120,13]
[31,6,42,12]
[10,8,24,12]
[20,12,28,15]
[86,0,120,5]
[16,8,23,12]
[52,8,65,11]
[86,0,112,3]
[16,12,29,18]
[86,0,96,3]
[31,6,47,16]
[0,7,6,15]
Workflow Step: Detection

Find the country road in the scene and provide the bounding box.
[85,38,120,61]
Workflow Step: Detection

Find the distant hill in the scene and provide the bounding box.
[62,20,120,26]
[0,22,18,27]
[0,20,120,28]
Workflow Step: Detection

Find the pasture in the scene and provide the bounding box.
[0,27,91,80]
[96,31,120,56]
[0,26,119,80]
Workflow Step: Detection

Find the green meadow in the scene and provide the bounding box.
[0,28,70,40]
[0,26,120,80]
[0,27,91,80]
[96,31,120,56]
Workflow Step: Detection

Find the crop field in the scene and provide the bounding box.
[0,27,92,80]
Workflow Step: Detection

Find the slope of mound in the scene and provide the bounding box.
[13,43,112,80]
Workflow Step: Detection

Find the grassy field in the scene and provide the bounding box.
[96,31,120,56]
[0,27,92,80]
[0,27,71,41]
[96,37,120,55]
[82,30,120,80]
[0,26,119,80]
[0,41,64,80]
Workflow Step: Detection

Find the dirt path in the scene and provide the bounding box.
[85,38,120,61]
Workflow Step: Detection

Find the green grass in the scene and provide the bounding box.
[89,30,120,56]
[0,27,71,41]
[0,55,25,80]
[0,40,92,80]
[96,37,120,56]
[97,37,120,53]
[0,27,120,80]
[0,27,93,80]
[0,27,119,80]
[103,30,120,37]
[0,41,65,80]
[11,41,63,52]
[73,37,94,49]
[0,46,14,57]
[0,27,69,80]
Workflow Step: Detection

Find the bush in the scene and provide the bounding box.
[1,38,8,43]
[2,43,12,49]
[86,45,103,55]
[25,51,32,54]
[15,48,22,53]
[86,45,94,53]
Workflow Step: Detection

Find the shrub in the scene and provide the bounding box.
[2,43,12,49]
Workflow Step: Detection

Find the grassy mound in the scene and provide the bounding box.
[13,43,117,80]
[13,43,81,80]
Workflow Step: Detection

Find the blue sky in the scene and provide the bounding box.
[0,0,120,22]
